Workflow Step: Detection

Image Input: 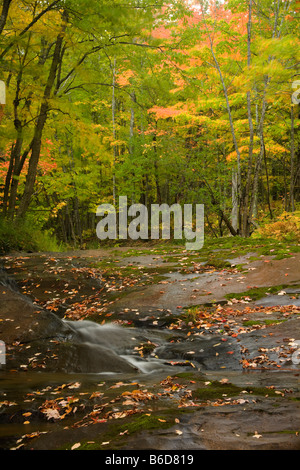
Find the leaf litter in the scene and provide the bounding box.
[2,251,300,449]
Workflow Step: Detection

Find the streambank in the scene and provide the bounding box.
[0,246,299,450]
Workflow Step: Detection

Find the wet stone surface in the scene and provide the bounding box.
[0,247,299,450]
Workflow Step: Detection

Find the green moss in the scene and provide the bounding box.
[226,284,299,302]
[193,381,278,401]
[121,413,173,433]
[68,412,177,450]
[174,371,203,381]
[193,381,243,400]
[243,318,287,326]
[180,306,203,324]
[264,319,287,325]
[243,320,263,326]
[274,253,292,260]
[138,341,157,356]
[200,235,299,261]
[206,257,232,269]
[246,429,300,437]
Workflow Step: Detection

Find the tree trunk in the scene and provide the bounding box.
[241,0,255,237]
[231,169,238,232]
[201,8,242,232]
[0,0,12,35]
[2,143,14,216]
[289,104,296,211]
[129,91,136,203]
[16,12,67,219]
[6,135,23,218]
[112,57,117,206]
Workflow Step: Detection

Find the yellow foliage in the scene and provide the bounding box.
[256,211,300,242]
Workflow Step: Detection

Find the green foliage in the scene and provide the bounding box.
[0,0,299,247]
[0,218,65,254]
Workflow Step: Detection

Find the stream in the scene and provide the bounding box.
[0,249,300,450]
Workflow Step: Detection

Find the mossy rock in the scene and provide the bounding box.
[206,257,232,270]
[193,381,278,401]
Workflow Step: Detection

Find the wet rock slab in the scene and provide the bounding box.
[1,251,300,450]
[0,281,138,374]
[121,399,300,450]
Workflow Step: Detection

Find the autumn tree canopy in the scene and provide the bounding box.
[0,0,299,247]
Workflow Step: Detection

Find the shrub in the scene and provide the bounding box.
[254,211,300,242]
[0,217,64,254]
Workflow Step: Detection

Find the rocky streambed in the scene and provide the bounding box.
[0,245,299,450]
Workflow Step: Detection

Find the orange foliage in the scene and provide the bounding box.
[116,69,135,87]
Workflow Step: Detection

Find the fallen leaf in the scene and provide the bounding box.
[42,408,61,421]
[71,443,81,450]
[220,378,229,384]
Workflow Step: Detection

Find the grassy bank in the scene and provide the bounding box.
[0,218,65,255]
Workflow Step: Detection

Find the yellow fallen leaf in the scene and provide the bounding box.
[71,442,81,450]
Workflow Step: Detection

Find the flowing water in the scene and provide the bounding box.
[61,319,187,376]
[1,251,300,450]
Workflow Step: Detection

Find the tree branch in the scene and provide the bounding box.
[0,0,62,59]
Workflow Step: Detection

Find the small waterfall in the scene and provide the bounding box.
[62,320,173,375]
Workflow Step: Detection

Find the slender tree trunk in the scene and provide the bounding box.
[7,135,23,218]
[295,107,300,202]
[289,104,296,211]
[249,99,267,220]
[203,177,237,236]
[263,145,273,218]
[0,0,12,35]
[231,169,238,232]
[65,202,77,245]
[16,12,67,219]
[153,129,162,204]
[242,0,255,237]
[112,57,117,206]
[200,7,242,232]
[129,91,136,203]
[3,30,33,218]
[2,143,14,216]
[68,140,82,247]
